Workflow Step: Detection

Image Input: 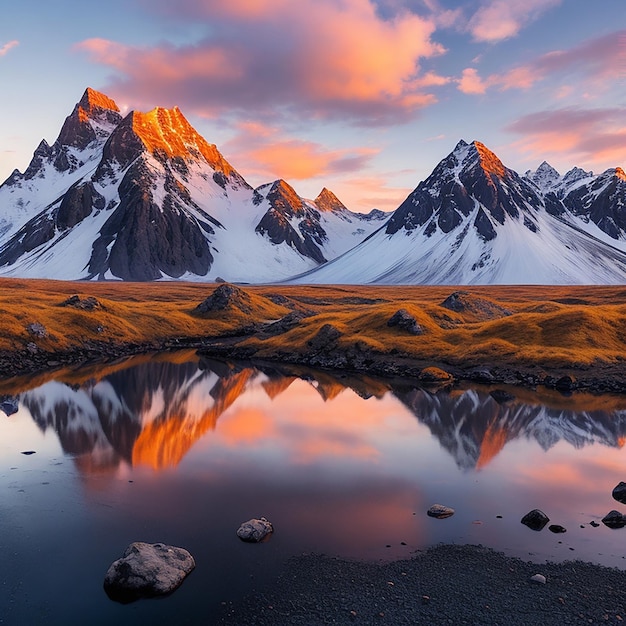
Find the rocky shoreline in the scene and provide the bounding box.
[1,328,626,397]
[216,544,626,625]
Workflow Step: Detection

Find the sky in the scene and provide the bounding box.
[1,0,624,213]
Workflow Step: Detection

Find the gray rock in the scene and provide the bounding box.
[61,294,102,311]
[602,510,626,529]
[195,284,252,314]
[104,542,195,601]
[612,481,626,504]
[530,574,546,584]
[521,509,550,531]
[427,504,455,519]
[237,517,274,542]
[27,322,47,338]
[387,309,423,335]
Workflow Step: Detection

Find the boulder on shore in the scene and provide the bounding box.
[104,542,195,602]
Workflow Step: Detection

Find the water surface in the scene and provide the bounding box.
[1,353,625,624]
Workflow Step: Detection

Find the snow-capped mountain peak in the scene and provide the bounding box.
[524,161,561,193]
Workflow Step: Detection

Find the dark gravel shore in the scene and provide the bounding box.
[217,544,626,625]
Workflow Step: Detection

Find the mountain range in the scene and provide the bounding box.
[1,88,625,284]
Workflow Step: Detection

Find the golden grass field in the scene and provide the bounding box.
[2,278,626,390]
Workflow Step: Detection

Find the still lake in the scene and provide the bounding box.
[1,351,625,624]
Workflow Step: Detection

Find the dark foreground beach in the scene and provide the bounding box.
[217,544,626,625]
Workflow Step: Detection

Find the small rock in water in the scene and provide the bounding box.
[21,450,36,455]
[602,510,626,529]
[427,504,455,519]
[521,509,550,531]
[612,482,626,505]
[530,574,546,585]
[104,542,195,602]
[237,517,274,543]
[590,520,600,528]
[548,525,567,534]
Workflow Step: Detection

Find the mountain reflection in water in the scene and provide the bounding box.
[13,356,626,473]
[3,352,626,624]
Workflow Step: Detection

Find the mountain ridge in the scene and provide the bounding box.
[1,88,625,284]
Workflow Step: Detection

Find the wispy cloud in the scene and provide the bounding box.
[0,40,19,57]
[457,29,626,94]
[467,0,561,43]
[222,121,379,182]
[507,107,626,170]
[76,0,449,126]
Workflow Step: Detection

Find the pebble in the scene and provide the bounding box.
[530,574,546,584]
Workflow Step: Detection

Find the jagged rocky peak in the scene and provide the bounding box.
[55,87,122,150]
[524,161,561,192]
[386,138,540,239]
[315,187,348,213]
[265,179,306,216]
[129,107,242,178]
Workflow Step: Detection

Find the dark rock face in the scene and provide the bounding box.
[521,509,550,531]
[255,180,327,264]
[602,510,626,529]
[57,181,105,229]
[88,159,213,280]
[56,88,121,151]
[612,482,626,505]
[195,284,252,315]
[563,168,626,240]
[0,213,56,266]
[387,309,423,335]
[307,324,342,351]
[489,389,515,404]
[104,542,195,602]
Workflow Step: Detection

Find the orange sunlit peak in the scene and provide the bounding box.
[473,141,506,178]
[615,167,626,181]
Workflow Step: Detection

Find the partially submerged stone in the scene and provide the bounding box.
[104,542,195,602]
[237,517,274,542]
[427,504,455,519]
[521,509,550,531]
[612,481,626,505]
[602,510,626,529]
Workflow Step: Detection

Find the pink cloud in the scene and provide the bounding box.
[221,122,379,182]
[76,0,449,125]
[0,40,19,57]
[457,30,626,96]
[507,107,626,171]
[467,0,561,43]
[457,68,489,95]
